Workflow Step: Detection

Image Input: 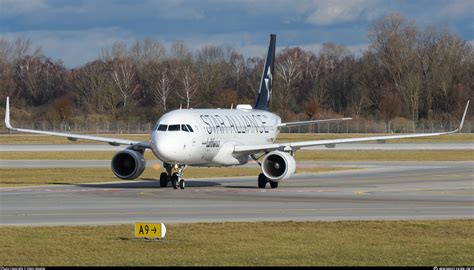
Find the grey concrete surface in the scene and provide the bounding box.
[1,143,473,152]
[1,161,472,225]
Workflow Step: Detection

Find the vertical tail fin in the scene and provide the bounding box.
[255,34,276,111]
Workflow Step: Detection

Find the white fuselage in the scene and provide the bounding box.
[150,107,281,166]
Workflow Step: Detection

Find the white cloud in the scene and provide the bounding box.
[2,28,136,67]
[1,27,371,67]
[144,0,205,20]
[0,0,47,18]
[306,0,382,25]
[440,0,474,19]
[238,44,267,58]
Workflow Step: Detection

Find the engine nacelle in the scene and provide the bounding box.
[261,151,296,182]
[111,149,146,180]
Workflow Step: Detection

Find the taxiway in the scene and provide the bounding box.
[1,161,472,225]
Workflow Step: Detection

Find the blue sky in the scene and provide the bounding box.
[1,0,473,67]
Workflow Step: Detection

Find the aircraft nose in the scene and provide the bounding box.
[154,133,180,162]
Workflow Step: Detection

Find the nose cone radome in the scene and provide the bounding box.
[153,133,185,163]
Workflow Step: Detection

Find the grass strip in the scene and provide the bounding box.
[295,150,474,161]
[1,220,472,266]
[1,150,472,161]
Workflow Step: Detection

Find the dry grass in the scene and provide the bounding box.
[0,166,350,187]
[1,149,472,161]
[1,132,472,145]
[1,220,472,266]
[296,150,474,161]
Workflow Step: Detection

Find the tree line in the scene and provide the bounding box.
[0,13,472,129]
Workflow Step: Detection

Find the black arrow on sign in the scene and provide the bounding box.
[151,226,157,233]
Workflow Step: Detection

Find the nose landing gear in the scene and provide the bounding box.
[162,163,186,189]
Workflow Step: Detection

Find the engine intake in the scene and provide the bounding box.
[261,151,296,181]
[111,149,146,180]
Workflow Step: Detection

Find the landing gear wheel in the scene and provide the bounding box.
[171,173,179,189]
[269,181,279,189]
[160,172,169,187]
[258,173,267,189]
[179,179,185,189]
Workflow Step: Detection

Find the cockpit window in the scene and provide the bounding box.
[181,124,189,132]
[157,124,167,131]
[186,124,194,132]
[168,124,180,131]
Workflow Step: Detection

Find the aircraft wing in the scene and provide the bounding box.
[5,97,145,147]
[234,101,470,155]
[278,117,352,128]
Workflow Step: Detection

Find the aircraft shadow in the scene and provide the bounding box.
[76,178,221,189]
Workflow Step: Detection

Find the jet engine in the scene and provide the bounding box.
[261,151,296,181]
[111,149,146,180]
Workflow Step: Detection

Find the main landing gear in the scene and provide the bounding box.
[160,163,186,189]
[258,173,278,189]
[251,154,279,189]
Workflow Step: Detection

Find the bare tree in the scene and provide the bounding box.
[230,52,245,93]
[130,38,165,66]
[72,60,114,114]
[12,38,42,60]
[170,40,191,61]
[0,39,15,102]
[275,48,303,111]
[196,45,225,106]
[369,13,422,130]
[378,90,401,132]
[177,65,198,108]
[243,56,264,102]
[14,56,44,105]
[150,63,172,111]
[110,58,138,108]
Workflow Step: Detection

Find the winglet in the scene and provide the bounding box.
[5,97,12,129]
[457,100,470,132]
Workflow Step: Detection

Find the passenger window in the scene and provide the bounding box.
[186,124,194,132]
[157,124,167,131]
[168,124,180,131]
[182,124,189,132]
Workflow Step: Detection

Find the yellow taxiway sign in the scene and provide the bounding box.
[134,222,167,239]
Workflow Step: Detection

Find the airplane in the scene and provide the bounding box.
[4,34,470,190]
